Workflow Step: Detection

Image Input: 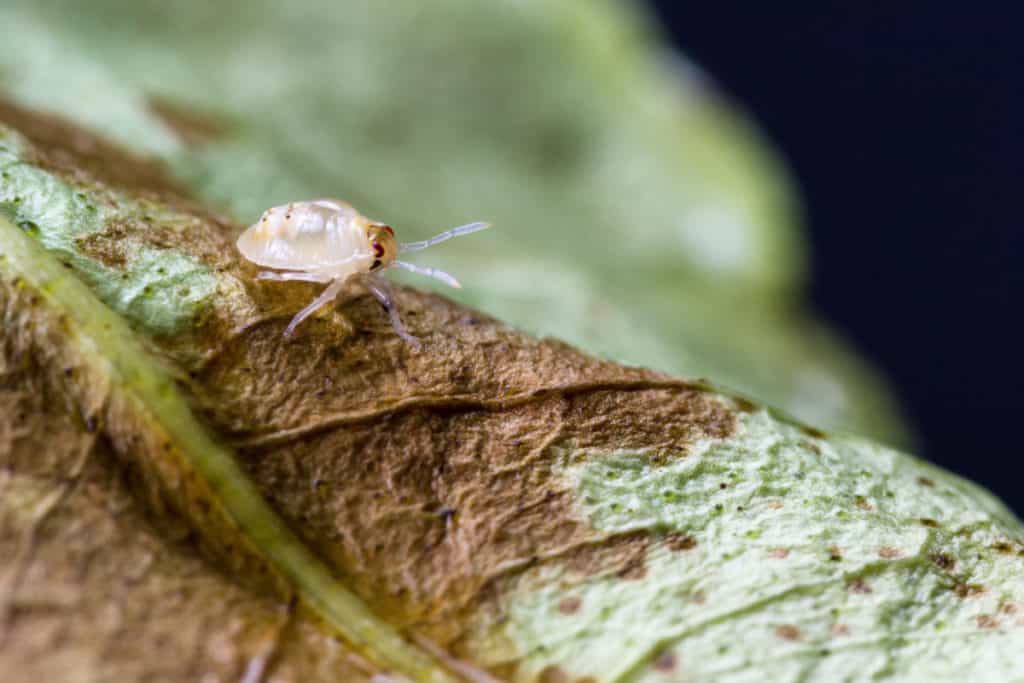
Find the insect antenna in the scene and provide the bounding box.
[391,260,462,288]
[397,221,490,253]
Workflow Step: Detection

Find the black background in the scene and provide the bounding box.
[647,3,1023,514]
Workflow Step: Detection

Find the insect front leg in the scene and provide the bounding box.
[365,275,420,347]
[257,270,333,283]
[283,278,347,337]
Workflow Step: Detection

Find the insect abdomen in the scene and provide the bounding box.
[236,200,371,272]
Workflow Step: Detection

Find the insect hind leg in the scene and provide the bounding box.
[283,278,346,337]
[365,275,420,347]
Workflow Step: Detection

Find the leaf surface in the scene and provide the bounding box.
[2,3,1021,682]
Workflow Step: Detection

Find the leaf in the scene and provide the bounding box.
[0,0,908,445]
[0,290,385,682]
[1,100,1023,683]
[2,3,1020,682]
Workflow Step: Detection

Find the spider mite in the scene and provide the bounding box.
[236,199,489,345]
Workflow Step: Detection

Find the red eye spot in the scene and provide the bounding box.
[372,241,384,257]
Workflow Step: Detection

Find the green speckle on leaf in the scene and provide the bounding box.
[465,411,1024,680]
[0,128,219,334]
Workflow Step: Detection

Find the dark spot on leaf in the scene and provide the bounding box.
[919,518,940,528]
[77,227,130,268]
[616,553,647,580]
[953,583,986,598]
[558,596,581,615]
[847,578,872,594]
[976,615,999,629]
[930,552,955,571]
[916,476,935,487]
[991,541,1014,554]
[854,495,874,511]
[775,625,801,641]
[652,650,678,672]
[827,545,842,561]
[831,623,850,637]
[665,532,697,551]
[878,546,902,559]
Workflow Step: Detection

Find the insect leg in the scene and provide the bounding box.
[397,221,490,253]
[283,278,346,338]
[257,271,332,283]
[365,275,420,347]
[391,260,461,288]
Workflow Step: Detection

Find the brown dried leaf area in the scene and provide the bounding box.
[229,334,735,644]
[190,243,736,643]
[0,286,375,682]
[1,100,741,673]
[195,262,737,647]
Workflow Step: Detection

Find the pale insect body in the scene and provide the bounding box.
[236,199,489,344]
